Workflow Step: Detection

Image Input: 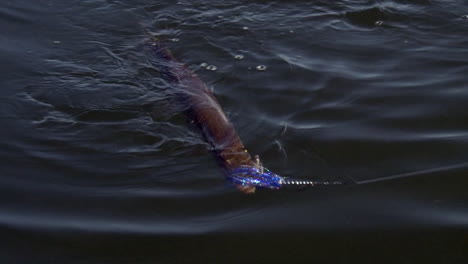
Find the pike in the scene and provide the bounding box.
[146,37,342,193]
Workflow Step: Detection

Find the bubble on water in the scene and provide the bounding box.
[218,15,224,19]
[200,62,208,68]
[289,30,294,33]
[242,26,249,30]
[234,54,244,60]
[53,40,61,44]
[206,65,217,71]
[375,20,383,26]
[256,65,267,71]
[171,38,180,42]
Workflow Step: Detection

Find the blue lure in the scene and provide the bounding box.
[228,166,284,189]
[228,163,344,189]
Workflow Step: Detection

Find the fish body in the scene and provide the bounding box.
[147,38,259,193]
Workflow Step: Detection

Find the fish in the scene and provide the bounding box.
[146,37,341,193]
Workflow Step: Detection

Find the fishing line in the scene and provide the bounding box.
[354,162,468,185]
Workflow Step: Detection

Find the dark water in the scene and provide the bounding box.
[1,0,468,263]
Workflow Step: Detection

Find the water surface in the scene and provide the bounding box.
[1,0,467,263]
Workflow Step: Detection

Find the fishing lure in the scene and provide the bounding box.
[227,155,343,190]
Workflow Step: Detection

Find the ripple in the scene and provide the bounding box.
[76,109,141,123]
[344,7,390,27]
[0,210,213,234]
[0,5,31,24]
